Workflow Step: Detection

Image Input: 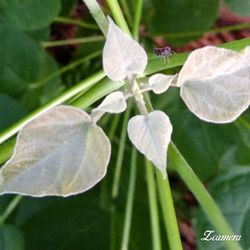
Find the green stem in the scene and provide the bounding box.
[0,138,16,165]
[99,114,121,210]
[156,170,183,250]
[112,103,132,198]
[145,161,162,250]
[29,50,102,89]
[144,91,182,250]
[82,0,109,36]
[2,37,250,147]
[0,195,23,225]
[54,16,98,29]
[162,22,250,39]
[121,148,137,250]
[106,0,131,35]
[168,142,242,250]
[120,0,133,26]
[237,117,250,129]
[41,35,104,48]
[132,0,143,41]
[0,70,105,144]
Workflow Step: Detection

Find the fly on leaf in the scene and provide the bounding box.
[153,47,175,63]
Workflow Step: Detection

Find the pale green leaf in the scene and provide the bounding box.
[103,17,147,81]
[93,91,127,113]
[178,46,250,123]
[0,105,111,197]
[149,73,177,94]
[127,111,172,177]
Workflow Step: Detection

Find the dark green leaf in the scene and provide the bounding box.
[195,166,250,250]
[143,0,220,45]
[15,192,110,250]
[0,0,61,31]
[0,25,46,94]
[0,25,63,105]
[0,95,27,132]
[224,0,250,17]
[21,53,64,110]
[0,225,25,250]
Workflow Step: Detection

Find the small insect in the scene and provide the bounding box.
[153,46,176,63]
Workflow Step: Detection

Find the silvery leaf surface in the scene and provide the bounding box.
[0,105,111,197]
[93,91,127,113]
[177,46,242,87]
[178,46,250,123]
[127,110,172,177]
[102,17,147,81]
[149,73,177,94]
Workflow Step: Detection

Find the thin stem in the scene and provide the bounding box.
[156,170,183,250]
[162,22,250,39]
[0,195,23,224]
[237,117,250,129]
[121,148,137,250]
[82,0,109,36]
[2,37,249,147]
[99,115,121,210]
[0,70,105,144]
[0,138,16,165]
[108,115,121,141]
[144,96,183,250]
[120,0,133,26]
[128,76,148,116]
[112,103,132,198]
[54,16,98,29]
[146,161,162,250]
[41,35,104,48]
[106,0,131,35]
[168,142,242,250]
[132,0,143,41]
[29,50,102,89]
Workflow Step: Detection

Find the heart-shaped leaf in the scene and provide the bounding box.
[149,73,177,94]
[0,105,111,197]
[103,17,147,81]
[127,111,172,177]
[178,46,250,123]
[93,91,127,113]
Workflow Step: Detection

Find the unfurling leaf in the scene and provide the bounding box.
[177,46,250,123]
[127,111,172,177]
[0,105,111,197]
[103,17,147,81]
[149,73,177,94]
[93,91,127,113]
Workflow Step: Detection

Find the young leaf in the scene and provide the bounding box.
[177,46,250,123]
[93,91,127,113]
[149,73,177,94]
[127,111,172,177]
[103,17,147,81]
[0,105,111,197]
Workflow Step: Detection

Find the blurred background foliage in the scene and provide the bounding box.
[0,0,249,249]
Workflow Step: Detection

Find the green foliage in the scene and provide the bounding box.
[195,164,250,250]
[225,0,250,17]
[0,0,61,31]
[15,193,110,250]
[0,0,249,249]
[0,225,25,250]
[0,95,27,132]
[143,0,220,44]
[0,25,63,106]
